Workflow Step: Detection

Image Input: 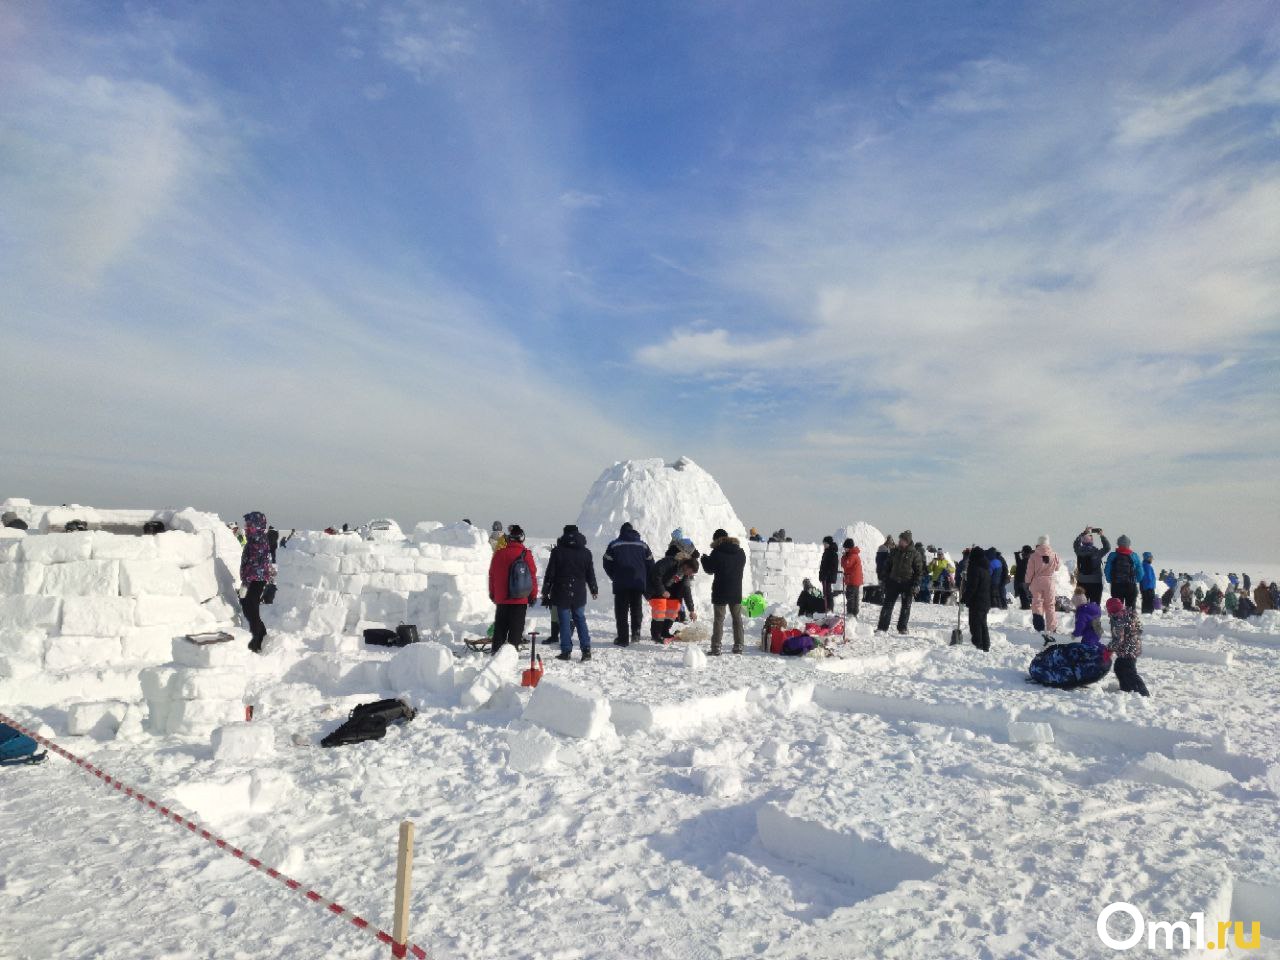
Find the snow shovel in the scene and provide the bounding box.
[950,592,965,646]
[521,630,543,688]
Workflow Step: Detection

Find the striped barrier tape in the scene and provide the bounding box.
[0,712,428,959]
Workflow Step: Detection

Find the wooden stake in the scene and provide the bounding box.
[391,820,415,958]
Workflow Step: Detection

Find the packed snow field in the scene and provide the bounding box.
[2,462,1279,960]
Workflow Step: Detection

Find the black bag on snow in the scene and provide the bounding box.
[395,624,419,646]
[363,628,400,646]
[142,520,165,535]
[321,698,416,748]
[262,583,278,605]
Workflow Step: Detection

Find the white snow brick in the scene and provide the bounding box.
[140,666,177,704]
[153,530,212,568]
[522,677,612,740]
[165,698,245,735]
[0,595,62,631]
[1120,752,1234,792]
[460,643,519,709]
[385,642,456,694]
[0,630,45,679]
[396,573,430,592]
[41,560,120,597]
[1007,721,1055,745]
[506,726,560,774]
[171,636,245,669]
[45,636,122,672]
[380,556,417,574]
[182,561,220,602]
[119,560,186,597]
[120,626,178,662]
[202,597,238,624]
[0,538,22,563]
[173,667,248,701]
[0,562,45,594]
[136,595,208,628]
[683,646,707,670]
[61,597,137,636]
[19,531,94,564]
[303,604,348,635]
[89,532,158,561]
[66,700,129,737]
[211,722,275,761]
[359,588,408,624]
[692,765,743,798]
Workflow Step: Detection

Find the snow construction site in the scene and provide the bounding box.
[1,458,1278,960]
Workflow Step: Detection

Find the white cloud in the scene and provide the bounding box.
[559,189,603,209]
[635,328,796,373]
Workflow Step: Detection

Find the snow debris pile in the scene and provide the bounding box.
[0,501,241,709]
[269,521,491,636]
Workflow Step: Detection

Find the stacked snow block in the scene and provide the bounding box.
[0,525,239,710]
[271,522,491,635]
[140,638,250,737]
[749,541,824,608]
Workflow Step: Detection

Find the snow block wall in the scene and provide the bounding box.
[270,522,492,636]
[0,520,240,709]
[749,541,823,607]
[575,457,751,613]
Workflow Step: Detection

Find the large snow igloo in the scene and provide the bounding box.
[575,458,751,616]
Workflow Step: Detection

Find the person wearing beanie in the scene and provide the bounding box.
[961,545,993,651]
[488,521,506,553]
[542,524,598,662]
[488,524,538,656]
[1014,545,1034,609]
[1,510,28,530]
[1104,534,1142,610]
[877,530,925,635]
[1105,597,1148,696]
[1072,525,1111,605]
[1139,550,1158,614]
[1025,536,1061,637]
[819,535,839,613]
[928,550,955,605]
[603,522,655,646]
[239,511,274,653]
[700,528,747,654]
[841,538,865,617]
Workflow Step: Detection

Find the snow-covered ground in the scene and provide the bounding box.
[3,598,1279,959]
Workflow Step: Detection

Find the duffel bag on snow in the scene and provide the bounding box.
[363,628,400,646]
[321,698,416,748]
[781,634,816,656]
[395,624,419,646]
[0,723,46,766]
[1028,643,1111,689]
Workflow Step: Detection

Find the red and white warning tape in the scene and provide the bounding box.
[0,712,428,959]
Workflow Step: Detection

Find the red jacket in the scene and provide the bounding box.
[840,547,864,587]
[489,541,539,605]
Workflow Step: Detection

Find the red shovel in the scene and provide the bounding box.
[521,630,544,688]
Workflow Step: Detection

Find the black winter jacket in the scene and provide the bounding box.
[543,531,598,608]
[649,556,694,610]
[819,544,838,582]
[700,538,746,605]
[603,530,655,594]
[962,548,993,612]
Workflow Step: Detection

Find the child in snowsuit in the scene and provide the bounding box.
[1071,588,1104,651]
[1105,597,1148,696]
[1025,535,1060,636]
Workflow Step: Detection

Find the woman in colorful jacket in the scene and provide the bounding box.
[239,511,274,654]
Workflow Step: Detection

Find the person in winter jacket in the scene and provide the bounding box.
[875,537,892,583]
[1073,527,1111,604]
[1104,535,1142,610]
[929,553,955,605]
[603,523,655,646]
[541,525,598,662]
[1180,581,1195,611]
[841,539,865,617]
[1105,597,1148,696]
[797,578,826,617]
[1014,546,1034,609]
[661,534,698,625]
[267,526,280,563]
[1225,586,1239,616]
[649,556,699,641]
[961,545,992,651]
[1072,588,1104,649]
[488,521,507,553]
[1025,535,1061,635]
[876,531,926,634]
[488,524,538,657]
[1236,591,1257,619]
[700,529,747,654]
[1139,551,1158,614]
[748,528,763,542]
[819,536,839,613]
[1256,582,1275,614]
[915,542,931,602]
[1203,584,1222,614]
[239,512,274,653]
[1,511,27,530]
[988,549,1009,610]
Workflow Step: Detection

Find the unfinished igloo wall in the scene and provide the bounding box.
[575,458,752,614]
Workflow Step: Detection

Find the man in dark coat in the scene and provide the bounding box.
[961,545,993,651]
[1014,546,1033,609]
[876,530,926,635]
[1073,527,1111,604]
[603,522,655,647]
[542,524,598,661]
[648,555,699,642]
[700,529,747,655]
[819,536,839,613]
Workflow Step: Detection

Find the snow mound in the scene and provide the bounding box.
[683,646,707,670]
[830,521,887,584]
[692,765,742,798]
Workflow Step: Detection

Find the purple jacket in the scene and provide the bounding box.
[1072,602,1103,647]
[240,511,273,584]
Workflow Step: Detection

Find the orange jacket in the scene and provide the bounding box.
[840,547,864,587]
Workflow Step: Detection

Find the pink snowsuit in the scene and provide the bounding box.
[1025,544,1061,631]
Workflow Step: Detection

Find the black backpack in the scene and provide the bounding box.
[321,698,416,748]
[1111,553,1136,586]
[507,549,534,600]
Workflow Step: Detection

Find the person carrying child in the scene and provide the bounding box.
[1105,597,1149,696]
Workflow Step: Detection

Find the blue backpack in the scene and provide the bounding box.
[507,549,534,600]
[1028,643,1111,689]
[0,723,46,766]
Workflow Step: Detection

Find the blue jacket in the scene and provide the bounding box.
[602,529,655,594]
[1104,549,1142,586]
[1139,555,1157,590]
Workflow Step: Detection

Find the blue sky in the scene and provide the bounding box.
[2,1,1278,561]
